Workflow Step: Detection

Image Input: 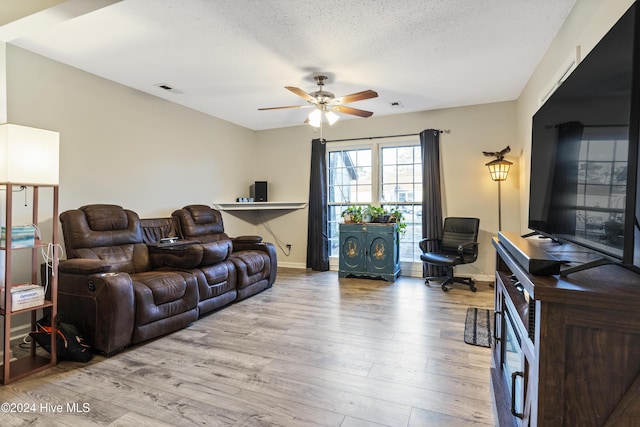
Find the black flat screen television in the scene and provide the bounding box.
[529,2,640,272]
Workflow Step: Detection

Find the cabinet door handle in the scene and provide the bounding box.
[493,310,502,343]
[511,371,524,419]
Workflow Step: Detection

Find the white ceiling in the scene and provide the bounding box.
[2,0,576,131]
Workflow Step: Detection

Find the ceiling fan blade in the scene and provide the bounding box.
[333,105,374,117]
[333,90,378,104]
[258,105,313,110]
[285,86,316,102]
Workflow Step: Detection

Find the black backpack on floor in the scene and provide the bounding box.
[30,314,93,363]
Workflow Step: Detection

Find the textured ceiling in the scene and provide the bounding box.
[2,0,576,130]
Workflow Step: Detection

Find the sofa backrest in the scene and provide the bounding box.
[60,204,150,273]
[172,205,229,243]
[139,217,179,244]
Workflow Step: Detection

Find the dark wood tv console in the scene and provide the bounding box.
[491,234,640,426]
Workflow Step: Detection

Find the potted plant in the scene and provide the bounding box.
[341,206,363,223]
[366,205,386,222]
[363,205,383,222]
[362,205,372,223]
[389,208,407,236]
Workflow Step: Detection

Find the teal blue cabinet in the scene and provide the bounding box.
[338,223,400,282]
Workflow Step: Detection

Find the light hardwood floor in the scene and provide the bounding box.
[1,268,496,426]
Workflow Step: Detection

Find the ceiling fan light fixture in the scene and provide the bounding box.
[325,110,340,125]
[260,75,378,127]
[308,109,322,128]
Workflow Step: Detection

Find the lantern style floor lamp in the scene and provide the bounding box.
[483,146,512,231]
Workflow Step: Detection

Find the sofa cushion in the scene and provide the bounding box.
[140,217,179,244]
[231,250,267,276]
[83,204,130,231]
[229,250,272,301]
[132,270,198,326]
[172,205,228,242]
[61,205,143,255]
[187,205,219,225]
[192,262,236,300]
[230,250,271,287]
[138,273,189,306]
[198,263,235,294]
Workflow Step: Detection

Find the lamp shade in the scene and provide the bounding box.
[485,158,512,182]
[0,124,59,185]
[307,109,322,128]
[325,110,340,125]
[307,108,341,127]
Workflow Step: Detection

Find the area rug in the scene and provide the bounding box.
[464,307,492,348]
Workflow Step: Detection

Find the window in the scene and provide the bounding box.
[380,145,423,261]
[327,137,423,262]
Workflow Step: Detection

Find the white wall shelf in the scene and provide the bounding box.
[213,202,308,211]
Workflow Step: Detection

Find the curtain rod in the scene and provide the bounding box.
[326,129,450,143]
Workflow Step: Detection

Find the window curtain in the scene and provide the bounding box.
[307,138,329,271]
[420,129,445,277]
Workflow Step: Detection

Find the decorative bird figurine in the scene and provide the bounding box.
[483,146,511,160]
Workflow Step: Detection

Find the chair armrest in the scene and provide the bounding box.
[419,237,440,253]
[457,241,479,255]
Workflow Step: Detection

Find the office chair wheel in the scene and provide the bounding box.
[469,279,477,292]
[441,284,449,292]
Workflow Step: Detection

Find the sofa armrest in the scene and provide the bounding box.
[232,235,263,244]
[58,258,112,275]
[58,269,135,356]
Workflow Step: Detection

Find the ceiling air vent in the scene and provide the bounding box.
[154,83,182,94]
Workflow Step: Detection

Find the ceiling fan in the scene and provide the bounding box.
[258,75,378,127]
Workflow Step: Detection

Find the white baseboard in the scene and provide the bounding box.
[322,259,494,282]
[277,261,307,269]
[0,350,15,363]
[10,324,31,342]
[0,323,31,363]
[3,324,31,343]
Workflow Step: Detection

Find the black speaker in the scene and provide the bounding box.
[250,181,267,202]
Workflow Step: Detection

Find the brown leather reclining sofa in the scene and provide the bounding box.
[56,204,276,356]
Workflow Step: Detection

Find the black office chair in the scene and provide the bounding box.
[419,217,480,292]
